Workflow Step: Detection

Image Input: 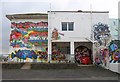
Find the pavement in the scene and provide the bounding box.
[2,66,120,81]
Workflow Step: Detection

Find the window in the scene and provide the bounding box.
[68,22,74,31]
[62,22,74,31]
[62,22,67,31]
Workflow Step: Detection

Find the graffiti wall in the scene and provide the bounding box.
[10,22,48,48]
[94,22,111,67]
[9,21,48,62]
[94,48,109,67]
[75,46,92,65]
[93,22,111,46]
[109,41,120,63]
[52,28,64,40]
[9,49,48,62]
[52,44,66,61]
[52,28,59,40]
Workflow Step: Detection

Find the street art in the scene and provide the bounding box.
[93,22,111,46]
[9,49,48,62]
[52,28,58,40]
[109,41,120,63]
[10,22,48,48]
[94,50,101,65]
[75,46,92,65]
[52,44,65,61]
[52,28,64,40]
[94,48,109,67]
[94,22,111,67]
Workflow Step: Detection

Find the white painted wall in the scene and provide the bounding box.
[48,11,109,60]
[109,19,118,40]
[109,63,120,73]
[48,12,109,41]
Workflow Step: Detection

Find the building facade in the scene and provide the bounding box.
[6,11,110,65]
[109,19,118,40]
[7,13,48,62]
[108,1,120,73]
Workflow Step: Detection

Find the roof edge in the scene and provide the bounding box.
[47,10,109,13]
[6,13,48,20]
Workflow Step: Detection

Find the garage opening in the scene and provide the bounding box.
[74,42,93,65]
[52,42,70,62]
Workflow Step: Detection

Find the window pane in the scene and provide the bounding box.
[68,22,74,31]
[62,22,67,31]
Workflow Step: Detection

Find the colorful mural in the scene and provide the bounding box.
[109,41,120,63]
[94,48,109,67]
[9,49,48,62]
[52,28,58,40]
[94,40,120,66]
[10,22,48,48]
[52,44,65,61]
[94,22,111,68]
[75,46,92,65]
[52,28,64,40]
[93,22,111,46]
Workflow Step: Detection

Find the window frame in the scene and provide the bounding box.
[61,22,67,31]
[61,22,74,31]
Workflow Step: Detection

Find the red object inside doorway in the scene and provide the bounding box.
[80,56,91,65]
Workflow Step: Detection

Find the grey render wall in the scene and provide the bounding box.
[118,1,120,40]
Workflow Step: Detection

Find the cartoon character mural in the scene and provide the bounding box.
[109,41,120,63]
[93,22,111,46]
[10,22,48,48]
[94,22,111,67]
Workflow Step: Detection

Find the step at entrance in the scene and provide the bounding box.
[21,63,31,69]
[77,64,94,66]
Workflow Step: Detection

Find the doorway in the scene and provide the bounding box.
[74,42,93,65]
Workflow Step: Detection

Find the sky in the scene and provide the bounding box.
[0,0,120,54]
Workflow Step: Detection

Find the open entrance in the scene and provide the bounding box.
[52,42,70,62]
[74,42,93,65]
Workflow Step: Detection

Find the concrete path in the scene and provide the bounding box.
[21,63,31,69]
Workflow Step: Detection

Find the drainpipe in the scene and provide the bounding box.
[90,1,95,64]
[48,3,52,63]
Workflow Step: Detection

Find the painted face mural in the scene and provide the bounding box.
[10,22,48,48]
[109,41,120,63]
[93,22,111,46]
